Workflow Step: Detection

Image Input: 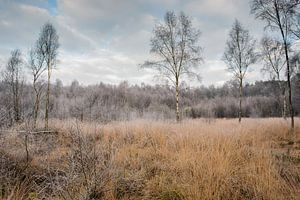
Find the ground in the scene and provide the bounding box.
[0,118,300,199]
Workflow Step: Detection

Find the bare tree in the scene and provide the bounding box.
[28,46,46,128]
[291,12,300,39]
[142,11,203,122]
[37,23,59,130]
[291,52,300,75]
[3,49,24,123]
[85,89,99,121]
[223,20,257,123]
[53,79,63,98]
[260,36,287,118]
[251,0,300,129]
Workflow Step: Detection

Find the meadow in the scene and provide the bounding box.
[1,118,300,200]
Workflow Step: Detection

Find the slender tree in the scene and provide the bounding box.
[260,36,287,118]
[37,22,59,130]
[142,11,203,122]
[3,49,24,123]
[223,20,257,123]
[28,46,46,128]
[251,0,300,129]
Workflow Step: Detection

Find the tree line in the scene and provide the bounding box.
[1,0,300,130]
[0,78,299,128]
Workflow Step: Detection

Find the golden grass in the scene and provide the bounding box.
[1,118,300,199]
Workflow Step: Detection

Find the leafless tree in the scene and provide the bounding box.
[260,36,287,118]
[290,52,300,75]
[3,49,24,123]
[85,90,99,121]
[261,37,285,80]
[223,20,257,123]
[291,13,300,39]
[251,0,300,129]
[37,23,59,130]
[28,46,46,128]
[142,11,203,122]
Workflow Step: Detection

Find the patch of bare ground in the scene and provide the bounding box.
[0,118,300,199]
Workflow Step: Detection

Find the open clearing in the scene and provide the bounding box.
[1,118,300,199]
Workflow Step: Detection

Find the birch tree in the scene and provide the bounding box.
[223,20,257,123]
[3,49,24,123]
[251,0,300,129]
[37,22,59,130]
[142,11,203,122]
[260,36,287,118]
[28,46,46,128]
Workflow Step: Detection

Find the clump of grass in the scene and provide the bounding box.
[113,172,145,199]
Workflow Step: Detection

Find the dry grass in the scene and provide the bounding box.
[1,118,300,199]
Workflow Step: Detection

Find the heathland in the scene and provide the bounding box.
[1,118,300,199]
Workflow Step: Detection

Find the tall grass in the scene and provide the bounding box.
[1,118,300,199]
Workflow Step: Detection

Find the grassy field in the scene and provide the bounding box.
[1,118,300,199]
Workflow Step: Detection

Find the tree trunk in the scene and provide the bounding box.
[8,109,12,126]
[34,97,39,128]
[89,105,92,122]
[80,111,84,122]
[278,79,286,119]
[33,83,40,129]
[13,94,20,123]
[239,78,243,123]
[283,96,287,120]
[175,78,180,123]
[276,2,295,129]
[45,62,50,130]
[283,40,294,130]
[33,79,37,128]
[14,72,20,123]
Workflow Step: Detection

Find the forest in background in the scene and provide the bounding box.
[0,76,300,128]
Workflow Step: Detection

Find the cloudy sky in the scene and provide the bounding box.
[0,0,267,86]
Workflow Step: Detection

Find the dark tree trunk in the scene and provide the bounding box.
[239,78,243,123]
[45,62,50,130]
[275,1,294,130]
[175,77,180,123]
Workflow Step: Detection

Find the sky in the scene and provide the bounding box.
[0,0,267,86]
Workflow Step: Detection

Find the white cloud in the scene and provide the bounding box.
[54,49,152,85]
[0,0,268,86]
[185,0,239,18]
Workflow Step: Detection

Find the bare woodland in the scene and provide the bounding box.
[1,0,300,199]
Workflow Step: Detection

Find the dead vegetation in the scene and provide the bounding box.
[0,118,300,199]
